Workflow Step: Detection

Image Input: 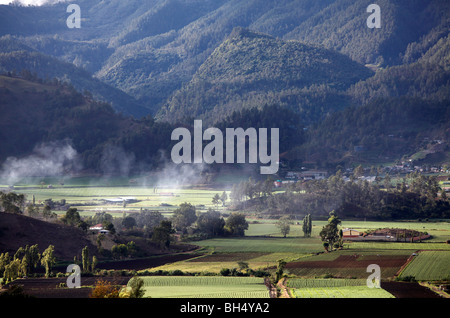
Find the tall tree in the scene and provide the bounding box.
[82,246,90,273]
[319,211,341,252]
[276,216,291,238]
[152,220,175,249]
[128,276,145,298]
[63,207,81,226]
[225,213,248,237]
[171,202,197,233]
[196,209,225,237]
[302,214,312,238]
[220,191,228,206]
[212,193,220,209]
[0,192,25,214]
[41,245,56,277]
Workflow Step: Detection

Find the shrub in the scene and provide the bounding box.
[397,275,416,282]
[170,269,184,276]
[220,268,231,276]
[90,279,120,298]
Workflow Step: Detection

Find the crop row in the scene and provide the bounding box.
[291,286,394,298]
[133,276,269,298]
[287,278,367,288]
[137,276,265,287]
[399,251,450,280]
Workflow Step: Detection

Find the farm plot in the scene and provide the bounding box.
[149,251,308,273]
[9,184,226,216]
[287,278,394,298]
[399,251,450,281]
[135,276,270,298]
[291,286,394,298]
[194,237,324,254]
[285,250,412,279]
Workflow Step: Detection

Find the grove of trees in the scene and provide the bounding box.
[230,172,450,220]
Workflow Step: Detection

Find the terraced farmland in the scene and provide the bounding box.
[134,276,270,298]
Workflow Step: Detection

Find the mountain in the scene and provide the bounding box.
[0,36,149,118]
[1,0,448,118]
[156,28,373,124]
[0,74,174,173]
[0,0,449,169]
[292,97,450,167]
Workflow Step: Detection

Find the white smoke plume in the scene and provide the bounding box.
[143,149,207,189]
[100,145,136,177]
[0,140,79,185]
[153,162,207,188]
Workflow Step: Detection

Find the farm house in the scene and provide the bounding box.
[88,224,109,234]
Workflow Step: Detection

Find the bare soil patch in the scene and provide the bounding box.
[381,282,442,298]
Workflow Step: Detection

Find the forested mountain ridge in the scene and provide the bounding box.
[1,0,448,117]
[0,0,449,170]
[292,97,450,167]
[0,36,149,118]
[0,74,175,173]
[157,27,373,124]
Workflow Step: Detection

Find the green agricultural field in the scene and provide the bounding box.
[148,251,310,274]
[287,278,367,288]
[195,237,323,254]
[245,219,450,241]
[399,251,450,281]
[133,276,270,298]
[339,220,450,243]
[287,278,394,298]
[290,286,394,298]
[4,183,228,217]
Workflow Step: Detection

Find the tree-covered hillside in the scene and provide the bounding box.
[0,0,448,170]
[1,0,448,117]
[291,97,450,167]
[0,74,174,173]
[157,28,373,125]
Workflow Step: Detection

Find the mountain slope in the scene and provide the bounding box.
[0,37,149,117]
[157,28,373,124]
[0,74,175,174]
[0,0,448,118]
[348,34,450,105]
[0,212,98,261]
[292,97,450,166]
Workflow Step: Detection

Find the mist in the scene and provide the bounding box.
[153,162,207,188]
[0,140,80,185]
[100,144,136,177]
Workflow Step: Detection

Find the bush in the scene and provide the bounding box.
[253,269,270,277]
[220,268,231,276]
[397,275,416,282]
[170,270,184,276]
